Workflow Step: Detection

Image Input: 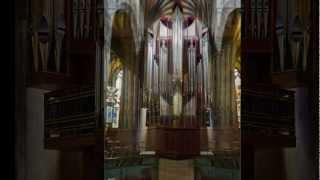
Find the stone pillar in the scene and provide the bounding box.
[225,45,231,126]
[220,49,226,127]
[231,46,238,127]
[294,87,314,180]
[26,88,61,180]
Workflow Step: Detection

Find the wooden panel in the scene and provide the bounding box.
[44,85,100,149]
[69,54,96,85]
[156,128,200,159]
[69,40,96,55]
[45,135,96,150]
[272,70,308,88]
[242,88,295,142]
[27,72,77,89]
[242,133,296,149]
[242,40,273,54]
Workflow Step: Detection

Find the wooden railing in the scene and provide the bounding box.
[242,88,295,136]
[44,86,97,142]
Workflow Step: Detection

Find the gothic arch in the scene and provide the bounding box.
[104,6,140,129]
[214,0,240,51]
[214,8,241,128]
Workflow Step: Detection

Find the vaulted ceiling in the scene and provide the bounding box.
[145,0,213,28]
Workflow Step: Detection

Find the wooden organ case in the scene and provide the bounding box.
[242,0,276,53]
[143,6,213,159]
[38,0,104,151]
[270,0,310,88]
[25,0,104,179]
[242,0,296,139]
[241,0,316,179]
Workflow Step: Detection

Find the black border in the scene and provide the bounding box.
[313,0,319,178]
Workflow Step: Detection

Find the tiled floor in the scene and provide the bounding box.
[158,159,194,180]
[104,156,240,180]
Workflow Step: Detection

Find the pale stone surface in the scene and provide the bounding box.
[26,88,60,180]
[158,159,194,180]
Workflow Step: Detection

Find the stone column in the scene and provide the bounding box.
[26,88,61,180]
[225,45,231,126]
[294,87,314,180]
[215,51,221,126]
[220,49,226,127]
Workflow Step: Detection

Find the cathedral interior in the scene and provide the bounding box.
[104,0,240,179]
[12,0,318,180]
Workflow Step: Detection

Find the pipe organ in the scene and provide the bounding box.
[72,0,94,40]
[144,7,212,129]
[246,0,271,40]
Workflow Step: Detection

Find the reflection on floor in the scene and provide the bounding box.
[104,153,240,180]
[105,127,240,180]
[158,159,194,180]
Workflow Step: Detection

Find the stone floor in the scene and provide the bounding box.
[104,155,240,180]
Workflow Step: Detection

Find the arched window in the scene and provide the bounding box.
[234,68,241,126]
[105,50,124,129]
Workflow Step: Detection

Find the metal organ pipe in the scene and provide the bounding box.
[79,0,85,39]
[145,31,153,126]
[202,31,209,108]
[159,38,168,121]
[250,0,255,39]
[143,6,212,128]
[85,0,91,39]
[257,0,262,39]
[263,0,269,39]
[202,40,208,126]
[73,0,78,39]
[151,41,155,125]
[172,8,183,117]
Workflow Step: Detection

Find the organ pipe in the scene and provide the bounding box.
[143,7,212,128]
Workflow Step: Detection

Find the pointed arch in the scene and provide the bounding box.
[214,8,241,128]
[104,7,139,129]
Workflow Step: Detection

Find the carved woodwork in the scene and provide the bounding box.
[155,127,201,159]
[44,85,100,149]
[242,87,295,138]
[28,0,102,87]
